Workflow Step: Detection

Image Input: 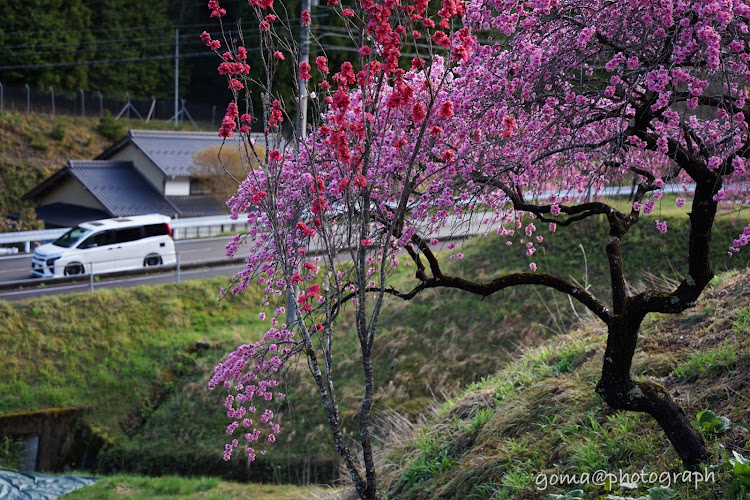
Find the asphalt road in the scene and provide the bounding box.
[0,237,242,301]
[0,213,500,301]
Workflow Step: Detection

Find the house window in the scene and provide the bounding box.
[190,178,209,195]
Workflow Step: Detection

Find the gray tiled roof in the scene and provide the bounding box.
[125,130,274,178]
[69,161,178,217]
[99,130,282,178]
[128,130,226,177]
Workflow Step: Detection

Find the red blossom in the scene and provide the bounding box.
[311,197,327,215]
[315,56,329,74]
[353,174,367,188]
[433,30,451,48]
[302,262,317,272]
[439,100,453,119]
[300,61,312,80]
[269,149,283,161]
[411,102,426,123]
[501,115,518,138]
[249,191,267,204]
[228,79,244,90]
[440,149,455,162]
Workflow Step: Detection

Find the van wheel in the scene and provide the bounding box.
[144,254,163,267]
[64,262,84,276]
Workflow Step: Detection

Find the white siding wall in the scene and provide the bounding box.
[164,177,190,196]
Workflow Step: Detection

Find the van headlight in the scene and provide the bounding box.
[46,256,61,271]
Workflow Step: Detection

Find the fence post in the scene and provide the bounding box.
[89,263,94,292]
[95,91,103,117]
[146,96,156,122]
[49,87,55,116]
[0,82,3,112]
[176,252,181,284]
[25,84,30,113]
[80,89,85,117]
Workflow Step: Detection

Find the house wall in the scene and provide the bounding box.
[165,177,190,196]
[107,146,164,193]
[37,177,106,211]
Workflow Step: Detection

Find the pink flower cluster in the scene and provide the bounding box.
[209,326,294,462]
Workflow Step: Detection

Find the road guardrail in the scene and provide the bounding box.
[0,214,245,253]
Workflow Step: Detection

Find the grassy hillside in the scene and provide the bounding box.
[0,279,288,481]
[2,207,749,487]
[375,268,750,499]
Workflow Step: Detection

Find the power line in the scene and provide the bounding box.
[1,34,184,52]
[0,22,376,71]
[0,24,361,56]
[0,51,225,71]
[0,23,214,37]
[1,39,211,59]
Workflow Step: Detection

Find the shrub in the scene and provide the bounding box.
[96,111,125,142]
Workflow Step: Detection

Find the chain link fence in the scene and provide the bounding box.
[0,81,220,129]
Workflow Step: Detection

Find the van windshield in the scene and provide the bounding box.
[52,227,92,248]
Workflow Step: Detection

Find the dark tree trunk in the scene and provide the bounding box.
[596,314,709,468]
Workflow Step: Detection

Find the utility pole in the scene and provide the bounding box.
[297,0,311,140]
[288,0,312,329]
[174,28,179,127]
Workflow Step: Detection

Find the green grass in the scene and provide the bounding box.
[0,279,281,478]
[0,280,263,424]
[61,474,333,499]
[3,207,750,484]
[376,269,750,499]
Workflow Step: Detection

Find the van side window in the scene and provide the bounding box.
[144,223,169,237]
[80,230,115,249]
[115,227,144,244]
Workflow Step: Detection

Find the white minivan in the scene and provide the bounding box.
[31,214,176,278]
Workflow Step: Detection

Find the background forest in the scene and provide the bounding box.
[0,0,350,112]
